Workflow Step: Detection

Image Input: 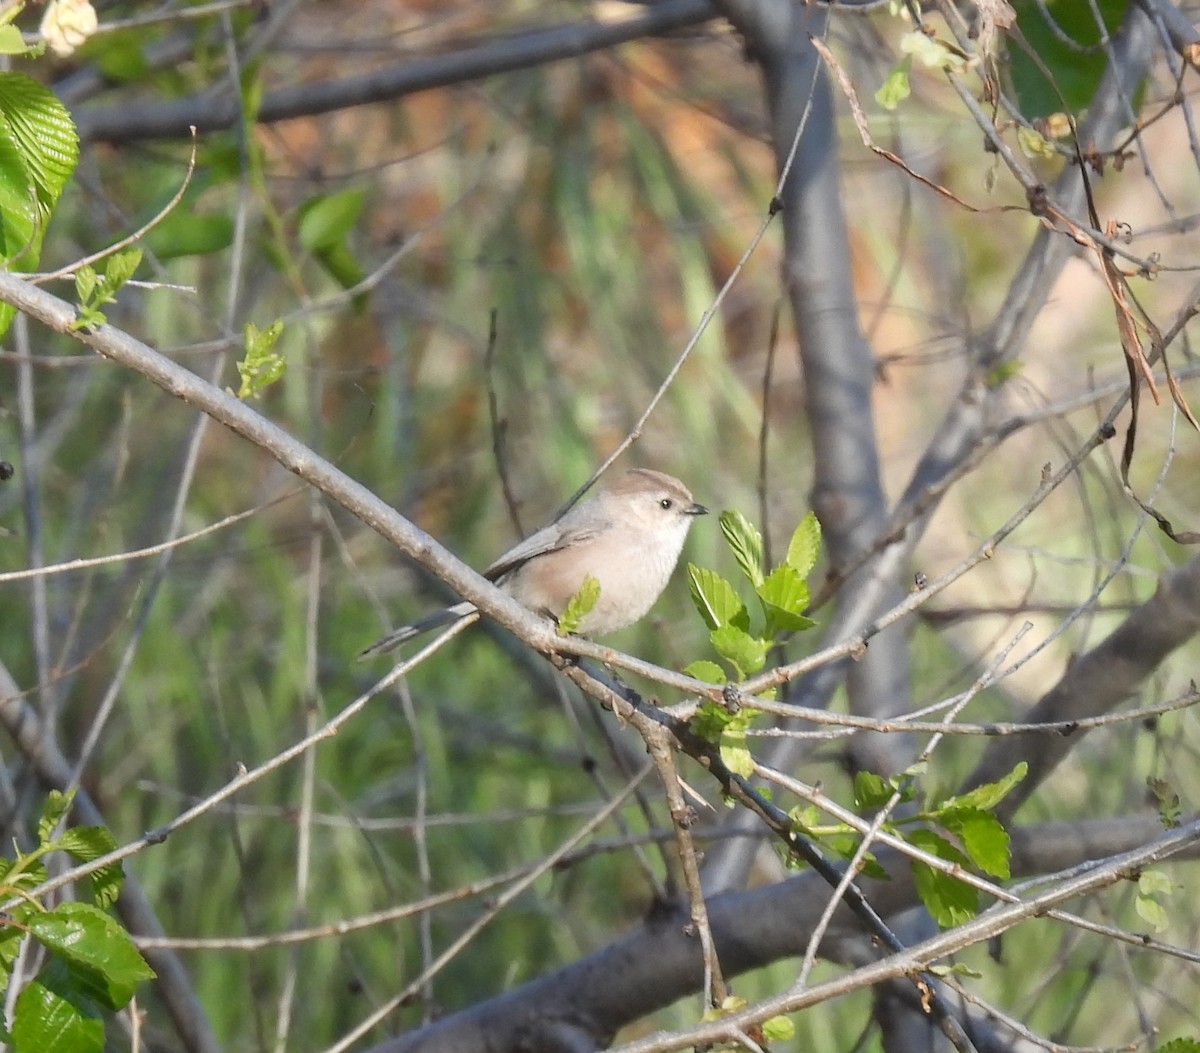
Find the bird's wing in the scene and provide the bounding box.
[483,517,607,582]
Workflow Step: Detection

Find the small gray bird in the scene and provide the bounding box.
[359,468,708,659]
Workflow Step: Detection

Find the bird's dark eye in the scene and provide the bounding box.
[660,498,674,510]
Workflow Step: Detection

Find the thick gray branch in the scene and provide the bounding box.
[73,0,717,144]
[967,555,1200,820]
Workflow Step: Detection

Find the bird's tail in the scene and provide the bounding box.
[357,601,477,660]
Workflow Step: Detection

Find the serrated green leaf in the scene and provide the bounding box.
[38,789,76,842]
[854,771,891,811]
[557,574,600,636]
[788,804,820,833]
[941,807,1011,879]
[74,265,97,306]
[718,509,763,587]
[757,563,814,636]
[101,248,141,294]
[12,959,104,1053]
[1156,1039,1200,1053]
[720,742,754,778]
[709,624,767,678]
[57,826,122,909]
[237,319,286,399]
[29,903,155,1011]
[0,108,35,272]
[682,659,726,684]
[0,73,78,226]
[907,828,976,928]
[690,700,738,742]
[686,564,748,631]
[940,761,1027,813]
[298,188,366,252]
[785,512,821,575]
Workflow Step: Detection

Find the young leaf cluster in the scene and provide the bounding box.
[685,510,819,684]
[0,790,155,1053]
[793,763,1028,928]
[236,319,286,399]
[70,248,142,332]
[557,574,601,636]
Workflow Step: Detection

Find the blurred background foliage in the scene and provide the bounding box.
[1,0,1199,1050]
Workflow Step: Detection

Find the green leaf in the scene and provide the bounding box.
[74,265,97,307]
[899,30,967,72]
[1008,0,1133,119]
[709,624,767,678]
[718,509,763,587]
[1138,869,1173,896]
[757,563,814,636]
[826,834,890,880]
[1156,1039,1200,1053]
[101,248,141,297]
[714,715,755,778]
[690,701,740,742]
[854,771,892,811]
[314,239,366,292]
[720,741,754,778]
[236,319,286,399]
[29,903,155,1011]
[940,762,1027,813]
[557,574,600,636]
[785,512,821,575]
[788,804,820,834]
[143,211,234,259]
[876,57,912,111]
[682,659,726,684]
[686,564,748,631]
[907,828,977,928]
[1135,894,1169,933]
[0,25,27,56]
[0,108,35,264]
[940,807,1011,880]
[38,788,76,842]
[762,1015,795,1041]
[57,826,123,909]
[298,188,366,252]
[11,960,104,1053]
[0,72,78,262]
[1134,869,1173,934]
[1147,776,1182,829]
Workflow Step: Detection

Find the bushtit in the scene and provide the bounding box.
[359,468,708,659]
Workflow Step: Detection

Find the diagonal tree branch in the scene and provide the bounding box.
[965,554,1200,820]
[73,0,719,144]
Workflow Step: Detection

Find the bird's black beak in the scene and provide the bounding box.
[686,502,709,516]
